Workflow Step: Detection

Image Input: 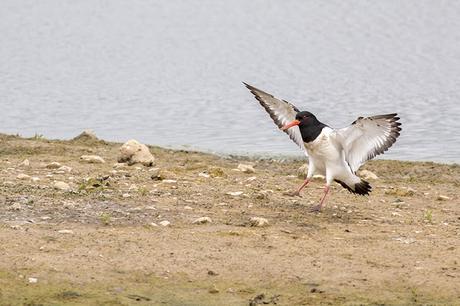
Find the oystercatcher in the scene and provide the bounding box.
[244,83,401,211]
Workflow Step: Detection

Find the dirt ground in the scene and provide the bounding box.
[0,133,459,305]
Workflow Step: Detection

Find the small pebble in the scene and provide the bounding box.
[17,173,31,180]
[226,191,243,197]
[250,217,269,227]
[58,229,74,234]
[192,217,212,224]
[80,155,105,164]
[54,181,71,191]
[159,220,170,227]
[237,163,255,173]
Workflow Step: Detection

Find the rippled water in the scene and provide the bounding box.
[1,1,460,163]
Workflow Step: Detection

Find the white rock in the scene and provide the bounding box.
[226,191,243,197]
[184,206,193,210]
[122,193,131,198]
[128,184,138,191]
[237,163,255,173]
[437,195,450,201]
[31,177,40,182]
[28,277,38,283]
[17,173,31,180]
[58,229,74,234]
[57,166,72,173]
[118,139,155,167]
[20,159,30,167]
[297,164,308,178]
[54,181,71,191]
[313,174,325,180]
[163,179,177,184]
[10,203,22,210]
[192,217,212,224]
[80,155,105,164]
[46,162,62,169]
[198,172,210,178]
[359,169,379,180]
[159,220,170,227]
[246,176,257,182]
[113,163,127,169]
[250,217,269,227]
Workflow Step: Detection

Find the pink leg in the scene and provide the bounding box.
[311,185,330,212]
[288,179,310,197]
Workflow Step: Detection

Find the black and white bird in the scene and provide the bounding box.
[244,83,401,211]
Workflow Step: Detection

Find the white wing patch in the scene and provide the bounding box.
[243,83,307,156]
[335,114,401,172]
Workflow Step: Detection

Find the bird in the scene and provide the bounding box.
[243,82,401,211]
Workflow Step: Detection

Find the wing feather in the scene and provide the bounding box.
[335,113,401,172]
[243,82,307,156]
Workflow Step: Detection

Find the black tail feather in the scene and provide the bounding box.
[335,179,372,196]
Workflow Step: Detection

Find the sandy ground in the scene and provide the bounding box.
[0,133,459,305]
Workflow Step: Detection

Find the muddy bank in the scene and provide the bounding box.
[0,133,459,305]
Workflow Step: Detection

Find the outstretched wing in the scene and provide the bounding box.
[334,113,401,172]
[243,82,307,156]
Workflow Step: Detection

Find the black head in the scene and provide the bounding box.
[282,110,327,143]
[295,111,317,126]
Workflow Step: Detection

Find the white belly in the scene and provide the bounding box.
[305,127,342,175]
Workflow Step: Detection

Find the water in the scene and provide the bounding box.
[1,1,460,163]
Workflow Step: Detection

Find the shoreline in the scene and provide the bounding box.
[1,132,459,305]
[3,132,459,165]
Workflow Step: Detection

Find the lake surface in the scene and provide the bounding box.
[1,1,460,163]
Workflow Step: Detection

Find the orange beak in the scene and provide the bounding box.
[281,119,300,131]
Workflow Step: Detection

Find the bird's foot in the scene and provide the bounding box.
[310,204,323,212]
[283,190,302,197]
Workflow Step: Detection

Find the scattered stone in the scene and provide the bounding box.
[162,179,177,184]
[46,162,62,169]
[17,173,31,180]
[250,217,269,227]
[192,217,212,224]
[57,165,72,173]
[208,167,225,177]
[198,172,210,178]
[237,163,255,173]
[159,220,170,227]
[359,169,379,180]
[297,164,308,178]
[9,203,22,211]
[122,193,131,198]
[148,167,161,176]
[28,277,38,284]
[226,191,243,197]
[313,174,325,180]
[54,181,71,191]
[72,129,99,141]
[437,195,450,201]
[208,285,220,294]
[150,222,158,227]
[113,163,127,169]
[118,139,155,167]
[129,184,138,191]
[80,155,105,164]
[20,159,30,167]
[58,229,74,234]
[393,237,416,244]
[207,270,218,276]
[385,187,415,197]
[184,206,193,210]
[246,176,257,182]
